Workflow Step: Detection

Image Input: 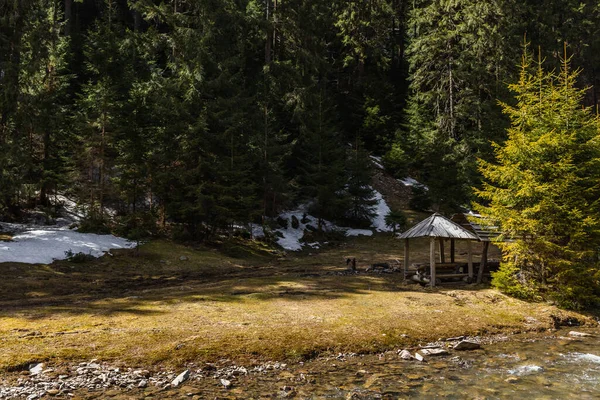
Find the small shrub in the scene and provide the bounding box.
[549,265,600,310]
[491,262,537,301]
[172,225,195,242]
[385,210,407,234]
[78,216,111,234]
[115,212,157,241]
[382,143,409,177]
[408,184,432,212]
[64,249,95,263]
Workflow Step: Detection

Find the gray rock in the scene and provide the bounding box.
[138,379,148,388]
[419,348,449,356]
[171,370,190,387]
[291,215,300,229]
[179,256,189,261]
[398,349,413,360]
[414,352,425,362]
[454,340,481,351]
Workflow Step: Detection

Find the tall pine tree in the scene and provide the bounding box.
[476,45,600,309]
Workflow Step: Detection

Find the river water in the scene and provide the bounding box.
[3,328,599,399]
[224,328,600,399]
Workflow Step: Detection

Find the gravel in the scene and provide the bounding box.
[0,360,289,399]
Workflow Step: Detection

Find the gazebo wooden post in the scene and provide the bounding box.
[430,238,436,287]
[438,238,445,263]
[467,240,473,279]
[477,241,489,284]
[404,239,410,279]
[450,239,455,263]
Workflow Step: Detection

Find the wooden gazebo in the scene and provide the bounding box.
[451,213,502,283]
[399,213,479,287]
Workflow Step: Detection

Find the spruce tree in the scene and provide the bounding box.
[293,82,348,226]
[76,0,132,224]
[399,0,520,210]
[476,45,600,309]
[346,139,377,226]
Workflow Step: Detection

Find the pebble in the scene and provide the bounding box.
[398,349,413,360]
[568,331,594,338]
[0,360,284,399]
[220,378,232,388]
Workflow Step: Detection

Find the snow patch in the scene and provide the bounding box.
[0,223,135,264]
[54,194,84,222]
[272,189,391,250]
[399,177,428,191]
[371,190,391,232]
[370,155,384,170]
[250,224,265,238]
[345,229,373,237]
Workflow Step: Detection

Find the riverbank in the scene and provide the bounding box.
[0,235,596,396]
[2,328,600,399]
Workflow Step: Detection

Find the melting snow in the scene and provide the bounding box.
[270,189,391,250]
[370,155,384,170]
[371,190,391,232]
[0,223,135,264]
[399,176,428,190]
[345,229,373,237]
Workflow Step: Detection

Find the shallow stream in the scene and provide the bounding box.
[224,328,600,399]
[3,328,600,399]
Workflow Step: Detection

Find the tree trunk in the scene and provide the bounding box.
[477,241,489,284]
[40,129,51,206]
[265,0,273,64]
[64,0,72,36]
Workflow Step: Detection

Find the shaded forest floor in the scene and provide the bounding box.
[0,235,592,375]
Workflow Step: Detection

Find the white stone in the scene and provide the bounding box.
[569,331,594,338]
[398,349,413,360]
[29,363,44,375]
[220,378,232,388]
[171,370,190,387]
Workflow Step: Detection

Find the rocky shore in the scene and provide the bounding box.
[0,334,502,399]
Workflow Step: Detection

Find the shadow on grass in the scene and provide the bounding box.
[0,236,500,318]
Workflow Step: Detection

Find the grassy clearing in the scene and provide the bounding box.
[0,235,589,371]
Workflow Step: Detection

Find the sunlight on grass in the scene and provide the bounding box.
[0,236,590,371]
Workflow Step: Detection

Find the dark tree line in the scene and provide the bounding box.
[1,0,600,238]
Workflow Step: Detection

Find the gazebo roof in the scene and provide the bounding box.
[399,213,478,240]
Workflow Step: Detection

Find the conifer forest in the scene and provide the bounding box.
[3,1,600,306]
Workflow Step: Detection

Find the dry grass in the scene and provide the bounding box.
[0,236,589,371]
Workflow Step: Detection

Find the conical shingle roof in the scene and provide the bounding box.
[399,213,478,240]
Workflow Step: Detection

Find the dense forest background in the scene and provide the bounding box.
[2,0,600,239]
